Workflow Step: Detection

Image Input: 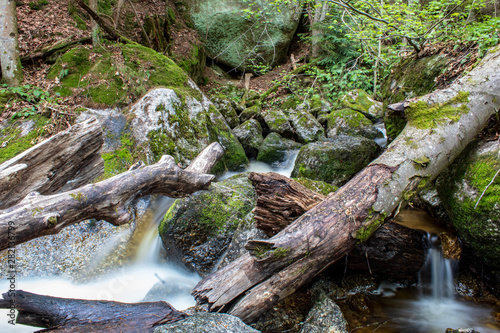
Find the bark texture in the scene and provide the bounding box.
[193,49,500,323]
[0,117,104,209]
[0,142,224,251]
[0,0,23,85]
[0,290,187,332]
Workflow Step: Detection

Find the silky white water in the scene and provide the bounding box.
[0,152,299,332]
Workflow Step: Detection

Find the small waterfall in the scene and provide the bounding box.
[418,234,457,301]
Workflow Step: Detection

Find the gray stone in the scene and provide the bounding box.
[300,295,349,333]
[263,109,294,138]
[154,312,260,333]
[289,106,325,144]
[233,119,264,158]
[325,108,382,140]
[213,97,240,129]
[340,89,383,120]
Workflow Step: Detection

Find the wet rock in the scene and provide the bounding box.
[263,109,294,138]
[418,184,451,223]
[213,97,240,129]
[289,106,325,144]
[217,211,268,269]
[257,132,301,166]
[233,119,264,158]
[300,294,349,333]
[159,173,256,276]
[185,0,301,72]
[154,312,260,332]
[291,136,380,186]
[437,139,500,270]
[445,329,481,333]
[340,89,383,120]
[325,108,382,140]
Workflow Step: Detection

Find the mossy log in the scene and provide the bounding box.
[249,171,427,278]
[0,290,187,332]
[0,142,224,251]
[20,37,93,65]
[192,49,500,323]
[0,117,103,209]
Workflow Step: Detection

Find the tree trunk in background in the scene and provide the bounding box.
[90,0,99,46]
[311,0,330,59]
[193,49,500,323]
[0,0,23,85]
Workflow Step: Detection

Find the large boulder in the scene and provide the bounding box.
[437,139,500,270]
[340,89,383,120]
[325,108,383,140]
[185,0,302,72]
[129,88,248,172]
[159,173,255,276]
[291,136,380,186]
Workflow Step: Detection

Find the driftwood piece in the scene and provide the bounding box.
[0,142,224,251]
[249,172,427,278]
[193,49,500,323]
[0,290,187,332]
[249,172,325,237]
[0,117,104,209]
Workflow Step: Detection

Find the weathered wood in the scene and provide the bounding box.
[0,117,104,209]
[249,172,325,237]
[0,290,187,332]
[249,172,427,278]
[0,142,224,251]
[193,49,500,323]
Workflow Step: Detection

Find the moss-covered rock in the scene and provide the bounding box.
[127,88,247,172]
[47,43,196,107]
[340,89,383,120]
[263,109,294,138]
[326,108,382,140]
[213,97,240,128]
[289,106,325,144]
[232,119,263,158]
[185,0,302,72]
[239,104,263,124]
[381,54,450,104]
[257,132,301,166]
[0,115,51,164]
[437,139,500,269]
[158,173,256,276]
[291,136,380,186]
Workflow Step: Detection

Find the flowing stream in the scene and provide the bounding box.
[0,152,299,332]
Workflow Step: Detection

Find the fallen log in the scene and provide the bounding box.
[0,290,187,332]
[0,117,104,209]
[193,49,500,322]
[249,172,427,278]
[0,142,224,251]
[20,37,92,65]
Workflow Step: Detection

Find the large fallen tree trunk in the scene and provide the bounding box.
[0,117,104,209]
[0,290,187,332]
[0,142,224,251]
[193,49,500,322]
[249,171,427,278]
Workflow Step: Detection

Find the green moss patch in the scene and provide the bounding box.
[406,91,470,129]
[48,43,194,107]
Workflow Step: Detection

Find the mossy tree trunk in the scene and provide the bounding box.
[193,49,500,323]
[0,0,23,86]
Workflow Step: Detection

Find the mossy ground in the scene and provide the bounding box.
[47,42,194,107]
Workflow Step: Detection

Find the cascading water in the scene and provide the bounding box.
[379,231,499,333]
[0,151,299,332]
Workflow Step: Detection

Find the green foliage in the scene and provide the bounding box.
[0,84,61,120]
